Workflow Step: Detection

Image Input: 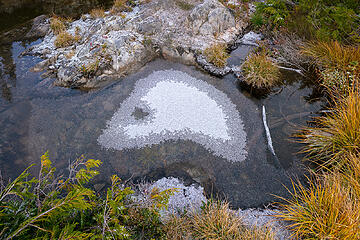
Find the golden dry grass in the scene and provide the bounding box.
[164,201,276,240]
[301,41,360,73]
[111,0,132,14]
[297,88,360,168]
[90,8,105,18]
[203,43,230,68]
[241,52,280,88]
[50,16,66,35]
[54,31,78,48]
[275,172,360,240]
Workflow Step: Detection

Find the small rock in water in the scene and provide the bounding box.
[237,31,263,46]
[148,177,206,215]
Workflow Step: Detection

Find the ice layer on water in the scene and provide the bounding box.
[98,70,247,162]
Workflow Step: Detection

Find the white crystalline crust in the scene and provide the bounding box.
[98,70,247,162]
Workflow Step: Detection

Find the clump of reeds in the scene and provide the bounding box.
[301,41,360,72]
[54,31,80,48]
[297,87,360,168]
[203,43,230,68]
[50,16,66,35]
[165,201,276,240]
[90,8,105,18]
[241,51,280,88]
[275,171,360,240]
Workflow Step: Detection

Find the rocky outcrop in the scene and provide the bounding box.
[26,0,250,88]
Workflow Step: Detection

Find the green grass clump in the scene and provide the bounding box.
[165,201,276,240]
[90,8,106,18]
[241,51,280,88]
[297,88,360,168]
[275,171,360,240]
[203,43,229,68]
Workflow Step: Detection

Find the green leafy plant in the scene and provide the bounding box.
[251,0,290,29]
[0,152,175,240]
[253,0,360,43]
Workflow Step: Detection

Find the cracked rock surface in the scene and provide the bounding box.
[26,0,249,88]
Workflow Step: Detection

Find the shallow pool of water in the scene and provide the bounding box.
[0,20,324,208]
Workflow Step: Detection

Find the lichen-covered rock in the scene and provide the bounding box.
[26,0,250,88]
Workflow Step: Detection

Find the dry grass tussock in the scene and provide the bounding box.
[301,41,360,73]
[203,43,230,68]
[164,201,276,240]
[90,8,105,18]
[111,0,133,14]
[297,87,360,168]
[241,51,280,88]
[275,171,360,240]
[54,31,80,48]
[50,16,66,35]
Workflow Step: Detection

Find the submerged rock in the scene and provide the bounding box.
[26,0,249,88]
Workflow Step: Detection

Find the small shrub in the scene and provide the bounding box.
[241,51,280,88]
[50,16,66,35]
[251,0,290,29]
[89,8,105,18]
[297,88,360,168]
[54,31,78,48]
[275,173,360,240]
[203,43,229,68]
[0,152,174,239]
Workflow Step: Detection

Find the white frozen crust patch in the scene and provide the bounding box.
[98,70,247,162]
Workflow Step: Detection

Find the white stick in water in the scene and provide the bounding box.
[262,105,276,156]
